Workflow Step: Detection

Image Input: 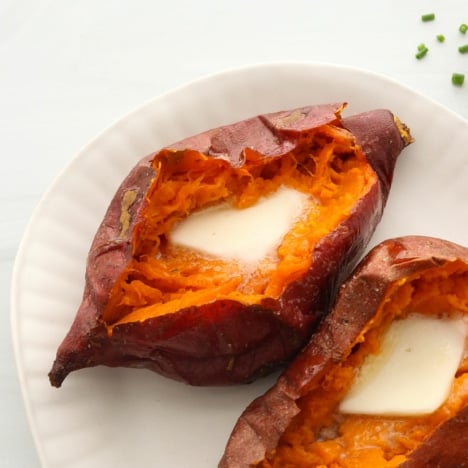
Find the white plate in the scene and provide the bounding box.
[11,62,468,468]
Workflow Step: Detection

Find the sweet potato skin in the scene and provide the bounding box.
[219,236,468,468]
[400,406,468,468]
[49,104,408,388]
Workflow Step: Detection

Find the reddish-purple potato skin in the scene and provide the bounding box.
[400,405,468,468]
[219,236,468,468]
[49,104,408,388]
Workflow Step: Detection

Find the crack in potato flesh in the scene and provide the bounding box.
[102,124,376,328]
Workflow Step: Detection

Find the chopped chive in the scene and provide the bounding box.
[460,23,468,34]
[415,49,428,59]
[452,73,465,86]
[415,43,429,59]
[458,44,468,53]
[436,34,445,43]
[421,13,435,22]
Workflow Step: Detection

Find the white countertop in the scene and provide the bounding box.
[2,0,467,466]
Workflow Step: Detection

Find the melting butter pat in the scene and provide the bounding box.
[170,186,309,264]
[339,314,466,416]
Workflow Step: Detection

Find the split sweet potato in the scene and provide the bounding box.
[48,103,411,387]
[219,236,468,468]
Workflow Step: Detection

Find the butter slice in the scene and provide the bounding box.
[339,314,466,416]
[170,186,308,264]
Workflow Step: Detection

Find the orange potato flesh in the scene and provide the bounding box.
[257,261,468,468]
[103,124,375,330]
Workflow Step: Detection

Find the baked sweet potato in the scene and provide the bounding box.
[48,103,412,387]
[220,236,468,468]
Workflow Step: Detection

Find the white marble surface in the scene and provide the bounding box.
[2,1,467,467]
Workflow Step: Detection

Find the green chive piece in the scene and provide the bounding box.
[415,43,429,59]
[421,13,435,22]
[415,48,428,59]
[452,73,465,86]
[458,44,468,53]
[459,23,468,34]
[436,34,445,42]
